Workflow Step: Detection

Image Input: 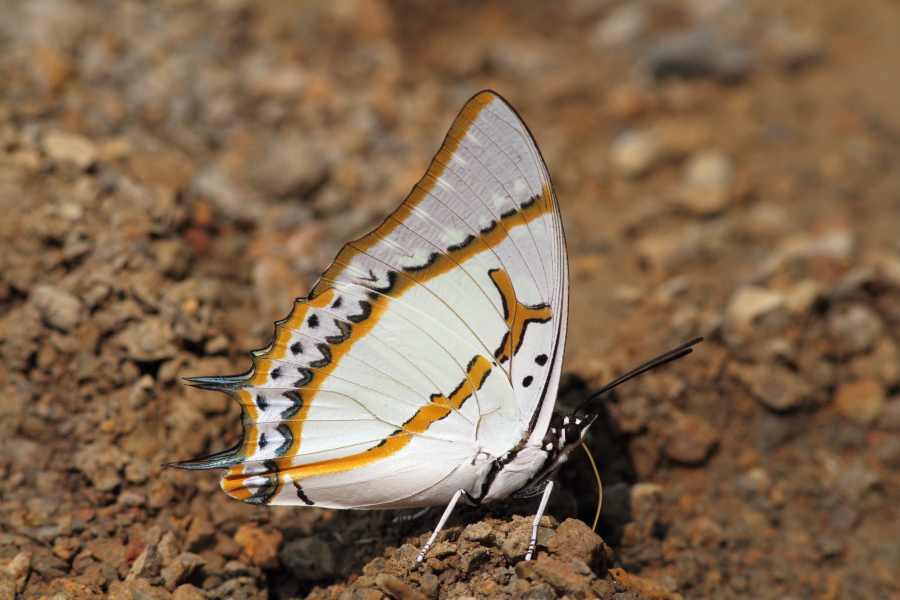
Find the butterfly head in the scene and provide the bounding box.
[545,412,597,459]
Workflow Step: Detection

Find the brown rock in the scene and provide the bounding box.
[546,518,613,571]
[834,379,886,426]
[172,584,206,600]
[661,414,719,465]
[41,130,98,170]
[376,573,427,600]
[161,553,205,592]
[115,317,179,362]
[42,578,105,600]
[29,284,84,332]
[531,556,595,595]
[731,362,816,411]
[234,524,283,569]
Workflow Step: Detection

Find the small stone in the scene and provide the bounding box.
[461,521,496,546]
[522,582,556,600]
[609,129,663,178]
[376,574,427,600]
[725,286,786,329]
[151,239,193,279]
[115,317,179,362]
[732,363,815,412]
[418,573,440,600]
[827,304,884,355]
[765,19,824,71]
[531,556,594,594]
[172,583,206,600]
[546,519,612,570]
[234,524,283,570]
[626,483,665,545]
[185,513,217,553]
[501,521,532,564]
[642,26,753,82]
[880,397,900,431]
[73,442,130,492]
[784,279,823,314]
[126,545,163,581]
[277,536,334,579]
[52,537,82,561]
[591,3,647,48]
[678,148,734,215]
[875,438,900,470]
[42,130,99,170]
[459,548,490,576]
[250,135,328,199]
[661,414,718,465]
[834,379,886,426]
[161,553,205,592]
[29,284,84,332]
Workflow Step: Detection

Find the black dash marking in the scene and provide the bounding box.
[275,423,293,456]
[348,300,372,323]
[403,252,440,272]
[522,376,533,388]
[293,368,313,388]
[270,367,282,380]
[447,234,476,252]
[309,343,332,368]
[535,354,548,366]
[307,314,319,329]
[255,394,269,411]
[292,481,315,505]
[281,390,304,420]
[361,269,398,295]
[325,321,352,344]
[522,195,538,209]
[258,433,268,450]
[500,207,518,220]
[332,296,343,309]
[479,220,498,235]
[290,341,303,355]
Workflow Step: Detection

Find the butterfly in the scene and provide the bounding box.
[170,91,701,562]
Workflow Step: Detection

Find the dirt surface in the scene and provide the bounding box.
[2,0,900,599]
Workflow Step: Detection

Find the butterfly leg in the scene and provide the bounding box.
[393,506,433,523]
[417,489,464,563]
[524,479,554,561]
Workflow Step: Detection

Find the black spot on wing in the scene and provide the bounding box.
[307,314,319,329]
[270,367,282,380]
[479,220,497,235]
[535,354,548,366]
[258,433,268,450]
[290,341,303,355]
[293,481,315,505]
[403,252,440,272]
[522,376,533,388]
[255,394,268,411]
[332,296,343,309]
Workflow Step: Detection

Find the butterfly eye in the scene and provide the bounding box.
[564,421,581,442]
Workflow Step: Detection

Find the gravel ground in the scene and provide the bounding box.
[1,1,899,599]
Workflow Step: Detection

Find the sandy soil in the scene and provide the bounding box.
[1,0,899,599]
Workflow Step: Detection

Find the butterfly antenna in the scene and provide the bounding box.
[575,337,703,414]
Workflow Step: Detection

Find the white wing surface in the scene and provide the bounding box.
[177,91,569,509]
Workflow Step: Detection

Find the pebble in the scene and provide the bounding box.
[161,553,206,592]
[731,362,815,412]
[677,148,734,215]
[250,135,328,199]
[232,525,283,570]
[826,304,884,355]
[114,317,180,362]
[609,129,663,178]
[172,583,207,600]
[461,521,496,546]
[622,483,665,545]
[765,19,825,71]
[41,130,99,170]
[661,414,719,465]
[833,379,886,426]
[784,279,823,314]
[880,397,900,431]
[642,26,754,82]
[29,284,84,332]
[376,574,428,600]
[73,442,130,493]
[725,286,786,329]
[530,556,594,595]
[277,536,334,579]
[591,2,647,49]
[546,519,613,571]
[126,545,163,581]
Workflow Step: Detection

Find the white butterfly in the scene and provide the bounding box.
[171,91,700,563]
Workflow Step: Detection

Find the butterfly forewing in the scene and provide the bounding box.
[181,91,568,510]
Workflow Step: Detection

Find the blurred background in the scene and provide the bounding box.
[1,0,899,598]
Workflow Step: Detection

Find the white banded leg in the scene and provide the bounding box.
[417,489,464,563]
[524,480,554,561]
[393,506,433,523]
